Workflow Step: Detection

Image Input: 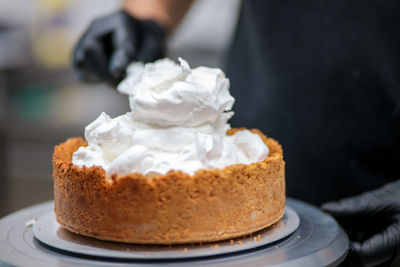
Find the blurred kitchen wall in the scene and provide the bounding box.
[0,0,240,217]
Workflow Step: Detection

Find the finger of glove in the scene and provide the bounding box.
[73,16,111,70]
[73,32,91,74]
[109,34,136,80]
[346,222,400,266]
[109,12,138,80]
[109,48,131,80]
[73,50,102,83]
[81,40,117,85]
[135,21,165,62]
[71,25,109,83]
[321,192,381,218]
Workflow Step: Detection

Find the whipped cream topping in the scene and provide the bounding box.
[72,58,269,176]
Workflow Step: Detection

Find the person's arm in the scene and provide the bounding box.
[73,0,193,86]
[123,0,194,32]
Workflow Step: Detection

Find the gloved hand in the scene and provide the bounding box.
[73,10,166,86]
[322,180,400,266]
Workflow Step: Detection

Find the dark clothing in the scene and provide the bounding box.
[226,0,400,205]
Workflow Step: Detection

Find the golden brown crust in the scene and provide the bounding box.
[52,129,285,244]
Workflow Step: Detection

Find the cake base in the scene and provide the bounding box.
[52,129,285,244]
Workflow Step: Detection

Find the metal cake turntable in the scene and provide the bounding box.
[32,206,300,260]
[0,198,349,266]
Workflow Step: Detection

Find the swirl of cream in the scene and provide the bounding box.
[117,58,234,127]
[72,58,269,176]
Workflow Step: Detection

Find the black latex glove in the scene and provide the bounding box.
[73,10,166,87]
[322,180,400,266]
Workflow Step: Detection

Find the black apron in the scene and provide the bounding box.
[225,0,400,205]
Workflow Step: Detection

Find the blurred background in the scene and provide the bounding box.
[0,0,241,217]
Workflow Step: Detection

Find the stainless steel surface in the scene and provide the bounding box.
[0,198,349,266]
[32,206,299,260]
